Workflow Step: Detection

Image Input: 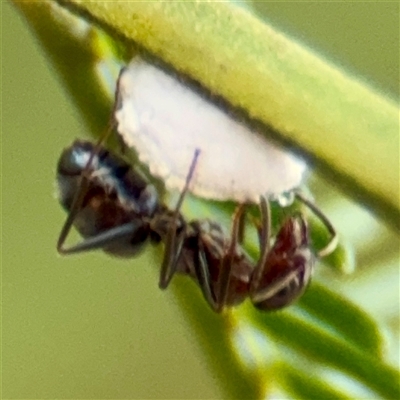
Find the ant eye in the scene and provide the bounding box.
[57,141,94,177]
[254,251,314,311]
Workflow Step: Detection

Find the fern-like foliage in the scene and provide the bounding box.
[13,1,399,399]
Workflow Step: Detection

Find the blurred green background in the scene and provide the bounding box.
[2,1,398,399]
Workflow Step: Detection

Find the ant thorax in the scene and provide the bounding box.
[149,206,186,242]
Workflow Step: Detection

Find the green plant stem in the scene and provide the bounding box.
[167,272,262,399]
[55,0,399,232]
[13,1,112,136]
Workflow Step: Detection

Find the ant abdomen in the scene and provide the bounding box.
[251,215,314,311]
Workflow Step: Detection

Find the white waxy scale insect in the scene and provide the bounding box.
[115,58,307,204]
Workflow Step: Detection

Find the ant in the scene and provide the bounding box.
[57,139,337,313]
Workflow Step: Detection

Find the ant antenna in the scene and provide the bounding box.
[83,69,123,174]
[56,120,116,253]
[57,75,122,253]
[173,149,201,216]
[294,191,338,258]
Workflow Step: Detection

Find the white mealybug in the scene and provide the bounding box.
[115,58,306,204]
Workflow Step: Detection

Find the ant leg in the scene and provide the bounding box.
[294,191,338,258]
[159,149,201,289]
[83,75,121,184]
[193,205,246,312]
[57,175,91,253]
[57,75,123,253]
[158,224,187,289]
[237,204,247,245]
[192,205,246,312]
[57,70,132,254]
[250,196,272,297]
[216,204,246,312]
[192,237,220,312]
[57,116,117,253]
[58,222,143,255]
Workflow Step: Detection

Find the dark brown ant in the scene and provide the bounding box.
[57,140,337,313]
[156,154,337,312]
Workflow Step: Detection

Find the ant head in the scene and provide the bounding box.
[57,141,93,211]
[253,214,314,311]
[57,140,97,177]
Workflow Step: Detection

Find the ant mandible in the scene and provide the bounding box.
[57,139,337,313]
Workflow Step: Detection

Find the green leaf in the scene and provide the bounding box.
[275,361,353,400]
[13,1,112,135]
[248,309,400,399]
[299,282,384,356]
